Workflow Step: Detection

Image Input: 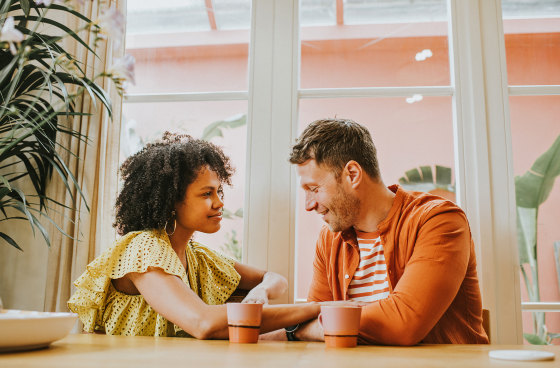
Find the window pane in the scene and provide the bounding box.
[213,0,251,30]
[344,0,447,24]
[295,97,454,300]
[121,101,248,260]
[510,96,560,343]
[300,0,335,27]
[502,2,560,85]
[126,1,250,93]
[127,0,210,34]
[522,311,560,345]
[300,0,450,88]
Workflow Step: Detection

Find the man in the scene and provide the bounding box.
[282,118,488,345]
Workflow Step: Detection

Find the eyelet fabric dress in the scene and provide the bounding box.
[67,229,240,336]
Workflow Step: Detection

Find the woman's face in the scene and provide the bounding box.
[174,166,224,235]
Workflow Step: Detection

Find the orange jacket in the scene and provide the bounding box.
[308,185,489,345]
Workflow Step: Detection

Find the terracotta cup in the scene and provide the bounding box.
[226,303,263,343]
[320,305,362,348]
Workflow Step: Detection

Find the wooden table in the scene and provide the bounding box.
[0,334,558,368]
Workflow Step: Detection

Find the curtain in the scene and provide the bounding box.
[43,0,126,312]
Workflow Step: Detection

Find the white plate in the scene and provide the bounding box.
[489,349,555,361]
[0,309,78,353]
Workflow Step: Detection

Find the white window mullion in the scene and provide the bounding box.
[522,303,560,312]
[298,86,453,99]
[508,85,560,96]
[448,0,522,344]
[245,0,298,303]
[124,91,249,103]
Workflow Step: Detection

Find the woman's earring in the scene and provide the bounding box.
[165,210,177,236]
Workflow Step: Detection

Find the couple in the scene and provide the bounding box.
[68,118,489,345]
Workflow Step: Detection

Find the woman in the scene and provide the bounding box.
[68,132,319,338]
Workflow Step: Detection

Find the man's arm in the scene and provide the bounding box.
[358,210,472,345]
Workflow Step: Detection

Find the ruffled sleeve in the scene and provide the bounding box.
[67,230,186,333]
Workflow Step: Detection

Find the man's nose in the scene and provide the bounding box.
[305,193,317,212]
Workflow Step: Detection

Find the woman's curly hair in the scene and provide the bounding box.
[113,132,234,235]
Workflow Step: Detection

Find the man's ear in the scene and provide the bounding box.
[343,161,362,188]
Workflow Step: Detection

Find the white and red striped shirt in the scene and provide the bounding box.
[347,230,390,302]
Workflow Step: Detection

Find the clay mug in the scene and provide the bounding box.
[226,303,263,343]
[319,305,362,348]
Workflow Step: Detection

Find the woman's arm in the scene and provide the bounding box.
[234,262,288,303]
[129,267,319,339]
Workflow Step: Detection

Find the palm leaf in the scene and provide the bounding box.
[398,165,455,193]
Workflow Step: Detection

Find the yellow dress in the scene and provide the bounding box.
[67,229,240,336]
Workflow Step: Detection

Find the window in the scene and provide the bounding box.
[501,0,560,344]
[295,0,455,301]
[124,0,252,260]
[121,0,559,344]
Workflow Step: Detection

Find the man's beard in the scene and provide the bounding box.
[325,186,360,232]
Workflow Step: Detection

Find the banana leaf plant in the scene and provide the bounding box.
[0,1,114,250]
[516,134,560,345]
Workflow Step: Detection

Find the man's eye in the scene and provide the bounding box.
[203,192,212,197]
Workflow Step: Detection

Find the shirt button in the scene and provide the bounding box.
[345,274,349,279]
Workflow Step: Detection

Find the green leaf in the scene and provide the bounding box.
[523,333,549,345]
[20,0,31,16]
[419,166,433,183]
[515,135,560,266]
[515,135,560,209]
[435,165,452,186]
[201,114,247,141]
[0,175,11,191]
[0,232,22,251]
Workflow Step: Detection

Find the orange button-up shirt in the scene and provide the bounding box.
[308,185,489,345]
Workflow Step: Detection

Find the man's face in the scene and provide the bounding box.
[296,159,360,232]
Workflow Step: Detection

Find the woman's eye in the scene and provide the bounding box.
[203,192,212,197]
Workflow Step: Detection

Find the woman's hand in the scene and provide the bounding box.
[234,263,288,303]
[241,285,269,304]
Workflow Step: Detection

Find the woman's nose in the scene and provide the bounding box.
[214,195,224,209]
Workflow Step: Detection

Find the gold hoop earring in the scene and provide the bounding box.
[165,211,176,236]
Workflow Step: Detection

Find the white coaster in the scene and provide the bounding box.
[489,350,555,361]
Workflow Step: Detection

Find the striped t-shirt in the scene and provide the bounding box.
[347,230,390,302]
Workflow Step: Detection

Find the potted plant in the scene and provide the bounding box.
[0,0,133,250]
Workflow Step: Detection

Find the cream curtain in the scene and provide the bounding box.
[44,0,126,312]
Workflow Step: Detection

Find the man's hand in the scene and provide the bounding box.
[294,318,324,341]
[259,318,324,341]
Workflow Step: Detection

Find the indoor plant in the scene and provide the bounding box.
[0,0,133,250]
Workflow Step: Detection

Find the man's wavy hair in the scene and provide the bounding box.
[113,132,234,236]
[289,118,380,180]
